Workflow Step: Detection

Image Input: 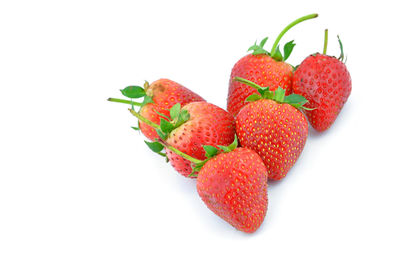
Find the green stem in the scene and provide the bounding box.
[161,141,203,164]
[323,29,328,55]
[108,97,142,106]
[129,108,161,130]
[234,77,263,90]
[270,13,318,58]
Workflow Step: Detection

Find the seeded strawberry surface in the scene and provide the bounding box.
[293,53,351,131]
[166,102,236,177]
[236,99,308,180]
[139,79,205,140]
[228,54,293,117]
[197,147,268,233]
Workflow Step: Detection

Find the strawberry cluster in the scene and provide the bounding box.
[108,14,351,233]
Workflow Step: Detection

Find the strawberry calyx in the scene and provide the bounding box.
[248,13,318,62]
[322,29,347,63]
[127,103,191,140]
[234,77,312,110]
[108,80,154,108]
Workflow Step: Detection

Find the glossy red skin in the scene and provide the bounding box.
[166,102,236,178]
[139,79,205,140]
[228,54,293,117]
[293,53,351,132]
[236,99,308,180]
[197,148,268,233]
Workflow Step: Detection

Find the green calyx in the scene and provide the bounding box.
[108,80,154,108]
[248,13,318,61]
[322,29,347,63]
[234,77,311,110]
[155,103,190,140]
[189,135,239,177]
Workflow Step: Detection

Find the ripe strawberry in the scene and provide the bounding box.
[234,78,308,180]
[129,101,236,178]
[227,14,318,117]
[293,31,351,132]
[165,102,236,177]
[109,78,205,140]
[153,137,268,233]
[197,147,268,233]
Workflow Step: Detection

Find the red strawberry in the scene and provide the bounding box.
[197,147,268,233]
[128,101,236,178]
[108,78,205,140]
[165,102,236,177]
[234,78,308,180]
[227,14,318,117]
[293,31,351,132]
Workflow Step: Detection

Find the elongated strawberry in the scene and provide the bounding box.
[151,137,268,233]
[234,77,308,180]
[293,30,351,132]
[109,79,205,140]
[227,14,318,117]
[128,102,236,177]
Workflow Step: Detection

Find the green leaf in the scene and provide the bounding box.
[259,37,268,48]
[120,86,146,99]
[217,135,238,153]
[141,95,154,106]
[144,141,164,153]
[245,94,262,102]
[154,110,171,122]
[203,145,219,158]
[160,119,175,134]
[273,87,286,102]
[175,109,190,128]
[156,129,168,140]
[131,126,140,131]
[169,103,181,120]
[284,93,308,104]
[258,87,273,99]
[247,38,268,55]
[283,40,296,61]
[337,35,344,61]
[273,45,283,61]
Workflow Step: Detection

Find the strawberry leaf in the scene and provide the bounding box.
[131,126,140,131]
[169,103,181,120]
[248,37,269,55]
[217,135,238,153]
[203,145,219,158]
[144,141,164,153]
[142,95,154,106]
[283,40,295,61]
[120,86,146,99]
[245,94,262,102]
[273,45,283,61]
[160,119,175,134]
[156,128,168,140]
[337,35,345,61]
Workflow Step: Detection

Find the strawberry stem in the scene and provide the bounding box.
[234,77,264,90]
[270,13,318,59]
[129,108,161,130]
[160,141,204,164]
[108,97,142,106]
[323,29,328,55]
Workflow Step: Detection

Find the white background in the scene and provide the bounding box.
[1,0,399,264]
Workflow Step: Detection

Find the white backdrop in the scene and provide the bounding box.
[1,0,399,264]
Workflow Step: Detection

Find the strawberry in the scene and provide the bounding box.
[108,78,205,140]
[227,14,318,117]
[129,102,236,178]
[154,137,268,233]
[293,30,351,132]
[234,77,309,180]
